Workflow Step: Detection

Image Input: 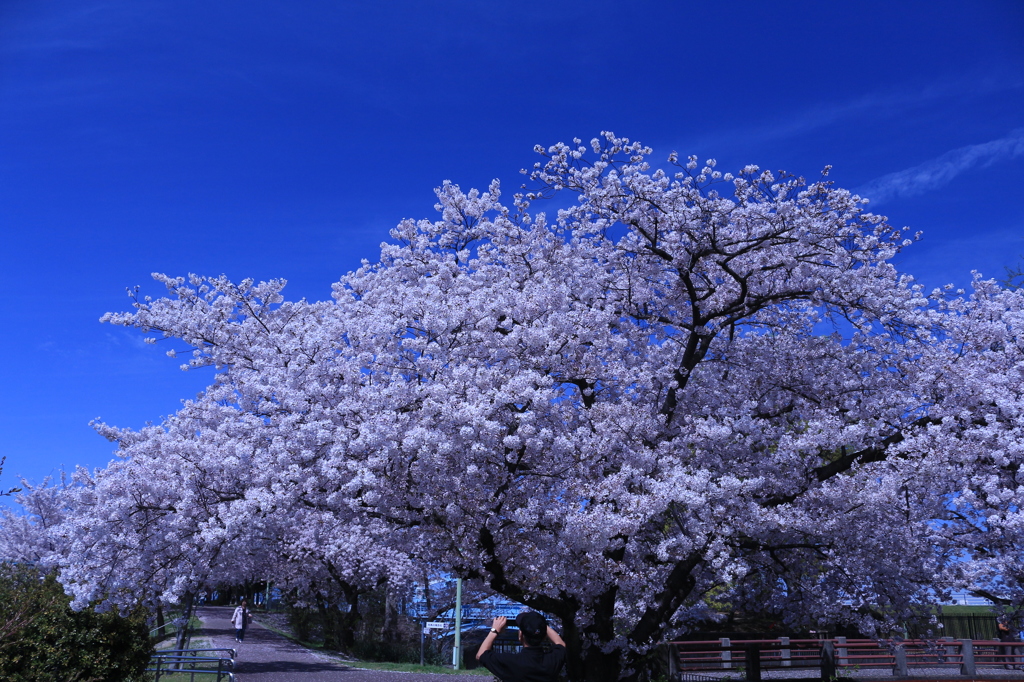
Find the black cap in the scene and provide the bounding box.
[515,612,547,639]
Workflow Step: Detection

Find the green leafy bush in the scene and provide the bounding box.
[0,562,152,682]
[350,639,424,664]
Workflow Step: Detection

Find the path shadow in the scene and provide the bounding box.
[196,605,359,678]
[234,659,359,674]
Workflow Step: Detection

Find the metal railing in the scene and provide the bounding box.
[147,648,236,682]
[149,615,195,647]
[667,637,1024,681]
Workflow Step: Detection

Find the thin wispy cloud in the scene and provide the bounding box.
[0,1,162,56]
[857,128,1024,205]
[667,73,1023,157]
[759,78,1017,146]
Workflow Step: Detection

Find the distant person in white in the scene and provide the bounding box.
[232,599,252,643]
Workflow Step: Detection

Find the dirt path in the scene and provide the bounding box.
[195,606,468,682]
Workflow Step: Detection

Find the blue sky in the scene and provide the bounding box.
[1,1,1022,495]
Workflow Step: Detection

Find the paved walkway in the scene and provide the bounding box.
[195,606,463,682]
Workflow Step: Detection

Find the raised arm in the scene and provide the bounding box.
[476,616,507,660]
[546,625,565,648]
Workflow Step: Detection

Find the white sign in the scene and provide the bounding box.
[426,621,447,629]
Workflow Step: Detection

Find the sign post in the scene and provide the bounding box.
[423,621,447,668]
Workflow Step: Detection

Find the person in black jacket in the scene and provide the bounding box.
[476,612,566,682]
[998,619,1021,670]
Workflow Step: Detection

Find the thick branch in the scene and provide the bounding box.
[628,551,703,647]
[764,416,940,507]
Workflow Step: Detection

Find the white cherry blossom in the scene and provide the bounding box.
[17,134,1024,682]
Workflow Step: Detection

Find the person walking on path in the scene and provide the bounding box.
[476,612,566,682]
[231,599,253,642]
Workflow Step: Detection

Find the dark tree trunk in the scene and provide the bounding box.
[562,618,627,682]
[590,587,625,682]
[174,591,195,658]
[337,586,362,651]
[337,610,359,650]
[320,597,363,651]
[558,585,626,682]
[320,564,365,651]
[583,647,626,682]
[320,602,339,650]
[380,582,400,643]
[473,527,698,682]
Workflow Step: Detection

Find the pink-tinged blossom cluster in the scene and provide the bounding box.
[5,133,1024,682]
[48,395,411,615]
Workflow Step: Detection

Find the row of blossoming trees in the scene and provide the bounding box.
[3,133,1024,682]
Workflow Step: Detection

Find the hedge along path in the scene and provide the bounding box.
[195,606,462,682]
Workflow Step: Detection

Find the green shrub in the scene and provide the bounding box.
[287,603,317,642]
[350,639,423,663]
[0,562,153,682]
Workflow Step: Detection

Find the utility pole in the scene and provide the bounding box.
[453,578,463,669]
[421,576,430,667]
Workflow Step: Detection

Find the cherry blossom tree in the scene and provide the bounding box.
[88,133,1024,682]
[34,387,410,653]
[0,475,71,564]
[917,278,1024,621]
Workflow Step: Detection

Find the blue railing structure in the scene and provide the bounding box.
[147,647,236,682]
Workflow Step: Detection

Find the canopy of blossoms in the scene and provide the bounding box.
[5,133,1024,682]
